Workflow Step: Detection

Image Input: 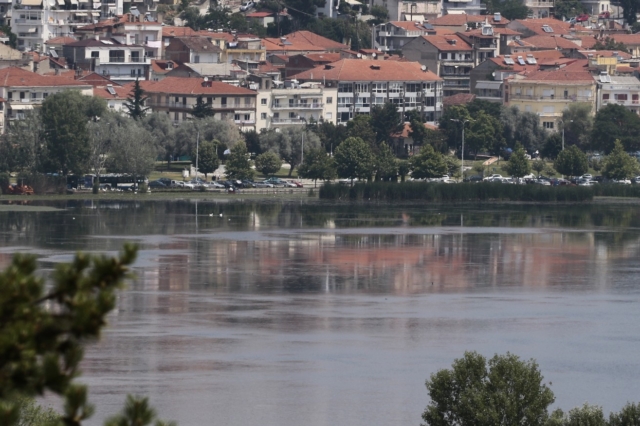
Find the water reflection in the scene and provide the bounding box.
[2,199,640,424]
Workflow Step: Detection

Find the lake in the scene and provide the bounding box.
[1,199,640,425]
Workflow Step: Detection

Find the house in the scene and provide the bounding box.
[93,82,130,112]
[505,60,596,130]
[140,77,257,130]
[292,58,443,124]
[368,0,441,22]
[284,53,341,78]
[165,37,222,64]
[262,31,349,56]
[245,11,277,27]
[45,36,77,59]
[62,37,151,82]
[390,121,439,156]
[607,34,640,58]
[249,75,338,130]
[374,21,439,53]
[441,0,486,16]
[595,74,640,115]
[402,35,474,97]
[428,13,510,33]
[469,50,565,103]
[149,59,198,81]
[506,35,580,54]
[506,18,585,38]
[0,67,93,133]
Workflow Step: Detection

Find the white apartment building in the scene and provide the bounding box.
[255,80,337,131]
[11,0,125,52]
[371,0,442,21]
[596,73,640,115]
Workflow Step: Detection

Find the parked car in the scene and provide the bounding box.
[632,176,640,184]
[210,181,225,189]
[255,182,274,188]
[240,0,254,11]
[157,177,173,186]
[237,180,256,188]
[263,177,287,187]
[288,180,304,188]
[576,13,590,21]
[598,11,610,18]
[483,174,503,182]
[220,180,236,189]
[580,174,593,180]
[149,180,167,189]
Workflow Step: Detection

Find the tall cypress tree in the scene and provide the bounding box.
[124,79,150,120]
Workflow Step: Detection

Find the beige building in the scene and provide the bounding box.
[251,78,337,131]
[506,60,596,130]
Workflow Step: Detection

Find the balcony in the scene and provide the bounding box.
[103,56,149,64]
[602,98,640,106]
[271,118,305,125]
[442,60,474,67]
[235,119,255,124]
[526,0,554,7]
[443,81,470,87]
[271,103,324,110]
[14,18,44,24]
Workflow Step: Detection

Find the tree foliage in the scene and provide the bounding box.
[602,140,640,180]
[298,148,337,185]
[505,143,531,177]
[194,140,219,178]
[3,110,44,174]
[370,103,402,145]
[619,0,638,25]
[334,137,375,182]
[554,145,588,177]
[422,351,555,426]
[225,141,254,180]
[347,115,376,148]
[0,245,174,426]
[374,142,398,181]
[501,106,547,152]
[542,133,563,160]
[593,37,629,53]
[124,79,150,120]
[191,95,215,119]
[108,120,158,183]
[254,151,282,177]
[482,0,530,20]
[553,0,585,19]
[40,91,107,176]
[409,144,447,179]
[591,104,640,153]
[259,127,321,176]
[561,103,593,150]
[467,110,505,157]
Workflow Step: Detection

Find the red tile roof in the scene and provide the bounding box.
[519,35,580,49]
[45,36,77,45]
[465,27,522,36]
[580,49,631,59]
[78,72,121,87]
[488,50,565,72]
[263,31,348,52]
[421,34,473,51]
[93,84,130,100]
[392,122,439,138]
[138,77,256,95]
[573,35,598,48]
[0,67,92,88]
[518,61,595,83]
[608,34,640,45]
[443,93,476,107]
[245,11,274,18]
[303,52,342,62]
[292,59,442,82]
[511,18,577,36]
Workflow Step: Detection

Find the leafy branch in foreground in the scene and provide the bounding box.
[0,244,175,426]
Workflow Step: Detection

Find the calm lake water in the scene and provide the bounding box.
[2,199,640,425]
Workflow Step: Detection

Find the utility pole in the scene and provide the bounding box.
[450,119,470,180]
[195,131,199,180]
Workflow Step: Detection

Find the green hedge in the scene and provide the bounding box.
[319,182,597,202]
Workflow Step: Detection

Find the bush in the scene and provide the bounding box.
[17,173,66,195]
[0,172,10,194]
[138,183,148,193]
[319,182,595,202]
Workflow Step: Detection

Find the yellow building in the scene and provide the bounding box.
[505,61,596,130]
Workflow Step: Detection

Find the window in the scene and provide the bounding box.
[372,83,387,93]
[20,92,25,100]
[425,97,435,107]
[273,112,279,118]
[245,97,251,106]
[234,98,240,106]
[338,97,352,107]
[326,97,333,104]
[194,55,200,63]
[338,111,352,123]
[354,83,368,93]
[374,97,385,105]
[244,114,250,121]
[325,112,332,119]
[261,98,267,105]
[234,114,240,121]
[615,94,628,101]
[405,83,421,93]
[221,97,227,106]
[91,51,99,58]
[543,121,554,129]
[130,69,136,77]
[261,112,267,119]
[207,97,212,104]
[338,83,353,93]
[174,112,179,121]
[289,112,296,118]
[7,92,12,100]
[289,98,295,107]
[43,93,48,98]
[388,83,402,93]
[31,92,37,100]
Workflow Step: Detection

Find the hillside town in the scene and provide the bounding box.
[1,0,640,191]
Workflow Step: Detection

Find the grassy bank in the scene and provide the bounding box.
[318,182,629,202]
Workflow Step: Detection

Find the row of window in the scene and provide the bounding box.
[7,91,49,100]
[337,96,437,107]
[169,111,252,121]
[338,82,436,93]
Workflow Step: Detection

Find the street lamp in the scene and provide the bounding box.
[298,115,307,165]
[558,119,573,151]
[450,118,471,179]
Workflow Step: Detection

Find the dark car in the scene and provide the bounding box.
[149,180,167,189]
[263,177,287,187]
[157,177,172,186]
[238,180,256,188]
[220,180,236,189]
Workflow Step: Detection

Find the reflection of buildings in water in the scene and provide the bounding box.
[168,230,640,295]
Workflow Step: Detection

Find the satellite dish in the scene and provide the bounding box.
[357,53,362,58]
[421,65,427,71]
[492,72,495,77]
[204,76,209,81]
[372,52,377,58]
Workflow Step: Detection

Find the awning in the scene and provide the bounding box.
[69,0,78,4]
[56,0,64,5]
[79,0,89,3]
[475,81,502,90]
[8,103,35,110]
[74,11,88,15]
[20,0,43,5]
[300,95,321,98]
[446,9,467,13]
[234,110,253,114]
[27,27,37,33]
[93,2,101,7]
[91,11,101,16]
[130,7,140,15]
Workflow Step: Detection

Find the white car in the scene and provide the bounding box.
[483,174,503,181]
[240,0,254,11]
[580,174,593,180]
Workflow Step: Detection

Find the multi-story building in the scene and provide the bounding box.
[442,0,485,15]
[262,31,349,56]
[525,0,554,18]
[165,37,222,64]
[11,0,128,52]
[141,76,257,130]
[251,77,338,130]
[0,66,93,132]
[62,37,150,82]
[428,12,510,32]
[595,73,640,115]
[505,60,596,130]
[402,34,474,97]
[374,21,437,53]
[369,0,441,22]
[292,58,443,124]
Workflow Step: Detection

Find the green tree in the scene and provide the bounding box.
[561,103,593,150]
[105,395,175,426]
[346,115,376,148]
[124,79,150,120]
[554,145,588,177]
[0,245,175,426]
[191,95,215,119]
[259,127,322,176]
[591,104,640,153]
[501,106,547,152]
[0,25,17,49]
[109,119,158,185]
[562,404,607,426]
[422,351,555,426]
[194,140,219,179]
[225,141,255,180]
[483,0,530,19]
[334,137,375,183]
[371,103,402,145]
[12,396,60,426]
[40,90,107,176]
[142,112,177,168]
[542,133,563,160]
[505,143,531,177]
[444,155,461,179]
[4,110,45,174]
[374,142,398,181]
[610,402,640,425]
[467,99,503,120]
[439,105,472,151]
[254,151,282,177]
[397,159,410,182]
[532,159,545,176]
[602,140,640,180]
[467,110,504,158]
[409,145,447,179]
[298,148,337,186]
[311,120,348,154]
[409,120,430,148]
[370,5,389,24]
[553,0,585,19]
